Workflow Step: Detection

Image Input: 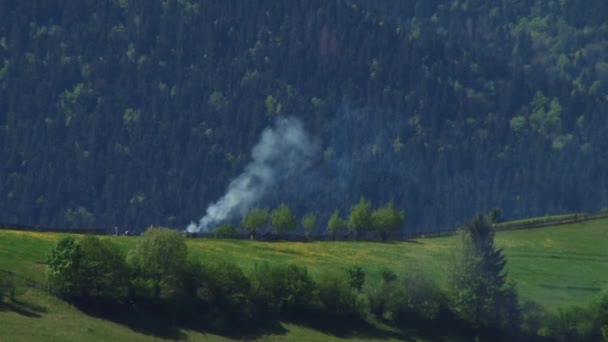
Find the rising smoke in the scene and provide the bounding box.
[186,117,320,232]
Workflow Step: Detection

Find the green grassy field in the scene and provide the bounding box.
[0,218,607,340]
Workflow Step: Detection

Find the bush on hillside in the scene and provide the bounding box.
[78,235,129,302]
[47,236,84,298]
[250,262,315,316]
[47,235,128,302]
[198,261,253,329]
[367,266,399,319]
[520,300,547,336]
[316,271,363,318]
[127,227,188,301]
[545,305,600,341]
[391,270,447,323]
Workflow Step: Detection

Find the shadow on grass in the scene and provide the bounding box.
[283,310,408,341]
[0,297,47,318]
[73,301,289,340]
[75,302,187,340]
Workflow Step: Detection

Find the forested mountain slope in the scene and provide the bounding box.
[1,0,607,231]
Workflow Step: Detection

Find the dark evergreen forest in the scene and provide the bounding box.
[1,0,607,232]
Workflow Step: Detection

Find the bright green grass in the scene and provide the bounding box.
[0,218,607,340]
[496,218,608,311]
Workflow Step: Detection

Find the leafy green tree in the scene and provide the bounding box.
[348,197,372,239]
[198,261,253,329]
[47,236,84,297]
[301,213,317,240]
[78,235,128,301]
[317,271,361,317]
[243,208,269,239]
[271,204,297,237]
[250,262,315,315]
[371,202,404,240]
[327,209,347,240]
[449,214,521,330]
[128,227,188,299]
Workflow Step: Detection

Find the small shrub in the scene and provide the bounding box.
[520,300,547,336]
[546,305,598,341]
[250,263,315,316]
[380,266,397,284]
[316,272,362,317]
[346,265,365,292]
[367,282,398,320]
[392,270,447,323]
[368,267,399,319]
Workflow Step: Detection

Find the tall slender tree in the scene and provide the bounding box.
[348,197,372,240]
[271,204,297,237]
[449,214,521,330]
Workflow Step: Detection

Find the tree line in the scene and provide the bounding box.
[43,215,608,340]
[219,196,405,241]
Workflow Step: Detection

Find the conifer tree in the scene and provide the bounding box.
[449,213,521,330]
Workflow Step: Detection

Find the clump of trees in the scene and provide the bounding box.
[47,235,128,302]
[46,227,365,331]
[235,197,405,241]
[45,221,608,340]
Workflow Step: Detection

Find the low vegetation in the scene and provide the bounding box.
[0,216,607,341]
[215,197,405,240]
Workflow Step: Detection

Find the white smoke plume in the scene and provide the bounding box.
[187,117,319,232]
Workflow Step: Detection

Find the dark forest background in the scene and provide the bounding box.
[1,0,607,232]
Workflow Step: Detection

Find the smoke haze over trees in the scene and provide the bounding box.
[1,0,608,231]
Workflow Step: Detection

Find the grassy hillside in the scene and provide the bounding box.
[0,287,412,342]
[1,218,607,340]
[498,218,608,311]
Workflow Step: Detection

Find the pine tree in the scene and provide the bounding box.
[449,213,521,331]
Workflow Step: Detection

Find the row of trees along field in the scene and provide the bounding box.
[221,197,404,240]
[1,0,608,231]
[41,215,608,340]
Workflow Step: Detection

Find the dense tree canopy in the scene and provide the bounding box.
[271,204,297,236]
[1,0,607,232]
[127,227,188,299]
[243,208,269,239]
